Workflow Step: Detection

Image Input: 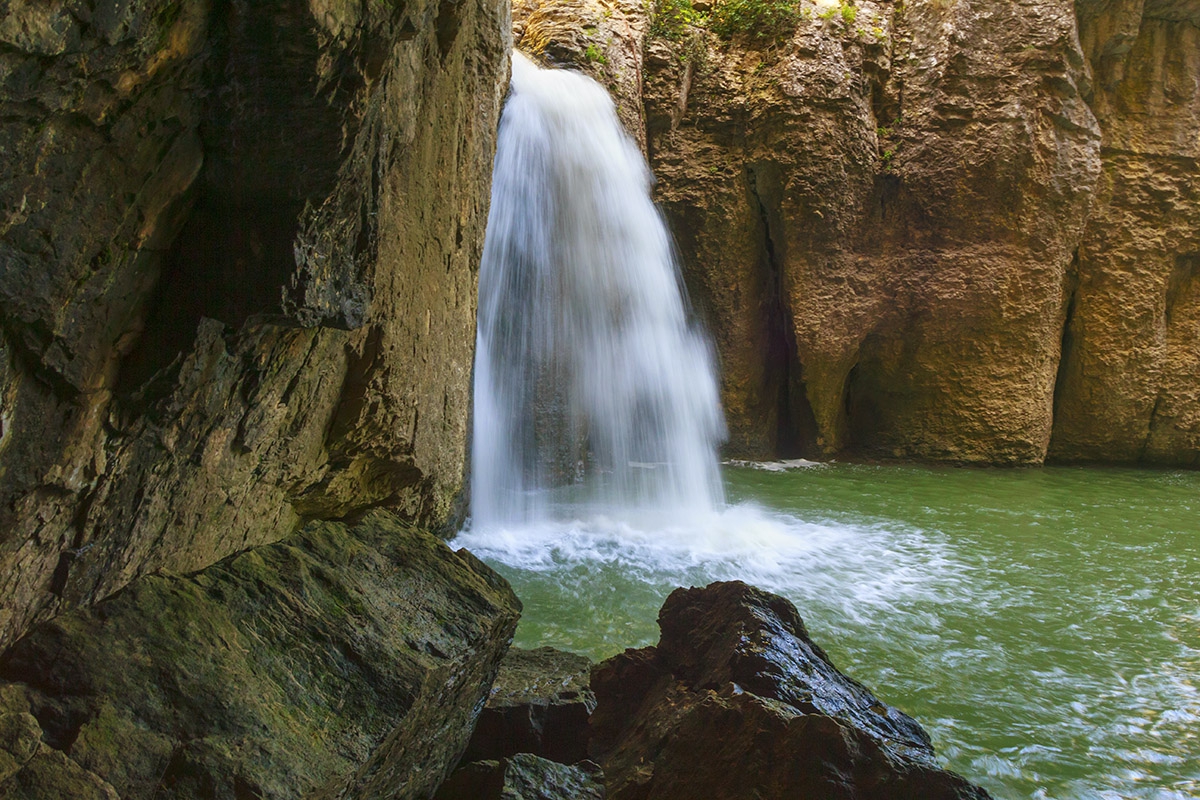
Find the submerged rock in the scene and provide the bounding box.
[435,754,606,800]
[590,581,990,800]
[463,646,596,765]
[0,511,520,800]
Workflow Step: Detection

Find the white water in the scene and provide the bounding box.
[471,52,726,527]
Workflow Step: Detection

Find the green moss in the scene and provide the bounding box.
[650,0,707,40]
[584,43,608,63]
[711,0,801,40]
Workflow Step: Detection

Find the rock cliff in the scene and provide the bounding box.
[0,0,509,650]
[515,0,1200,466]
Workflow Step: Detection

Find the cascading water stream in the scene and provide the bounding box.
[471,52,726,528]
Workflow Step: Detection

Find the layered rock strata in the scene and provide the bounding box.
[0,511,521,800]
[0,0,509,649]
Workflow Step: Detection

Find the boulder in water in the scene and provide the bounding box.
[589,581,992,800]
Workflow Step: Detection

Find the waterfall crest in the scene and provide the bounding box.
[471,52,726,527]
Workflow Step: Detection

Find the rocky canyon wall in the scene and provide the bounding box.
[515,0,1199,466]
[0,0,509,649]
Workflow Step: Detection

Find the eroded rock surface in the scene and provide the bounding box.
[0,0,509,650]
[0,510,520,800]
[645,0,1101,463]
[590,581,990,800]
[1050,0,1200,464]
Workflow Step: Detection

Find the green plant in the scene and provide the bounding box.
[710,0,802,40]
[584,43,608,63]
[816,2,857,25]
[881,147,895,170]
[650,0,706,40]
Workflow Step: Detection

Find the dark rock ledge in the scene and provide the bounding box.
[441,580,991,800]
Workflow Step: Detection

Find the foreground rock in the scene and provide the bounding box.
[462,646,596,765]
[0,511,520,800]
[590,581,990,800]
[435,754,605,800]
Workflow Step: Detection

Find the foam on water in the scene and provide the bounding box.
[456,500,965,632]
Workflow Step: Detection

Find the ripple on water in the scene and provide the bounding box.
[456,464,1200,799]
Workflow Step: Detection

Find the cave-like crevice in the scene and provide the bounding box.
[843,350,881,456]
[114,0,353,406]
[746,165,818,458]
[1046,250,1081,460]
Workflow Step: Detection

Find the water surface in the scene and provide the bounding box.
[456,463,1200,799]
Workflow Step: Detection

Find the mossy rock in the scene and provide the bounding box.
[0,511,520,800]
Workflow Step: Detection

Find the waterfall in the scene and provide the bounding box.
[471,52,726,528]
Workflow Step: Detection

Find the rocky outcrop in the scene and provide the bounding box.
[0,510,521,800]
[644,0,1102,463]
[1050,0,1200,464]
[435,754,606,800]
[462,646,596,765]
[0,0,509,649]
[589,581,990,800]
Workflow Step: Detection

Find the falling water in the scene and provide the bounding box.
[471,52,725,527]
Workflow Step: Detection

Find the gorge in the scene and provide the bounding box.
[0,0,1197,798]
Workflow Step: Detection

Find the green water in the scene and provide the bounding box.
[455,463,1200,799]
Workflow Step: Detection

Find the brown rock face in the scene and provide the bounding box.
[527,0,1198,465]
[1050,0,1200,464]
[0,0,509,649]
[589,581,990,800]
[646,0,1102,462]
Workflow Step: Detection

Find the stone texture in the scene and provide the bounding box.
[1050,0,1200,464]
[589,581,991,800]
[513,0,649,148]
[0,510,520,800]
[435,754,606,800]
[644,0,1101,463]
[526,0,1199,466]
[0,0,510,650]
[462,646,596,765]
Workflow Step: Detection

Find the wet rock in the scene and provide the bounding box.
[0,510,520,800]
[463,646,596,765]
[590,581,991,800]
[435,754,606,800]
